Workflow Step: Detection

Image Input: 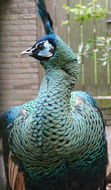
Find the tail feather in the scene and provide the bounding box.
[37,0,54,34]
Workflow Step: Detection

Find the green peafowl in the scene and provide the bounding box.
[0,0,108,190]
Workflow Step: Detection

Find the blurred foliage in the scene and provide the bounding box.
[96,36,111,65]
[63,0,111,66]
[63,0,106,24]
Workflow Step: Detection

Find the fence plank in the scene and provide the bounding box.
[69,0,83,91]
[96,0,109,95]
[69,0,81,51]
[55,0,68,43]
[82,0,97,95]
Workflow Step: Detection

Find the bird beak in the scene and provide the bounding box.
[21,48,33,56]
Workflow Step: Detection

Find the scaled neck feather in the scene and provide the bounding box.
[40,35,80,88]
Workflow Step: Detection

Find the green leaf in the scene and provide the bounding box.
[87,39,94,45]
[93,49,99,53]
[88,53,95,59]
[102,61,107,66]
[78,43,84,53]
[62,20,69,25]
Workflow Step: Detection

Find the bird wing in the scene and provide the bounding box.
[70,90,104,119]
[0,98,37,138]
[0,105,27,190]
[0,105,22,138]
[1,99,37,190]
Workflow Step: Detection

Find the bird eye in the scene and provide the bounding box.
[37,43,44,50]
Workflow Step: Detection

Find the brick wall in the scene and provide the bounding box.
[0,0,40,113]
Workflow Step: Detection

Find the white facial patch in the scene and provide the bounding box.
[38,40,53,57]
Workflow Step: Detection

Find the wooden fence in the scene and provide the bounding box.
[38,0,111,125]
[38,0,111,96]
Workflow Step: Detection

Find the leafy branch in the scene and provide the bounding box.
[62,0,106,24]
[62,0,111,66]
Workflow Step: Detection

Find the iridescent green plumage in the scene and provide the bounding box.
[9,36,107,190]
[0,1,107,190]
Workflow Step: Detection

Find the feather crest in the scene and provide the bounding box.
[37,0,54,34]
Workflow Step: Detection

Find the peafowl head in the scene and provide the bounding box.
[21,34,56,61]
[21,0,56,62]
[21,0,80,85]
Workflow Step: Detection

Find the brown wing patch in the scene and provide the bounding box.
[14,172,25,190]
[75,96,85,105]
[20,109,27,115]
[8,152,25,190]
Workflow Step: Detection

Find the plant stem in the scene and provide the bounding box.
[80,23,85,86]
[80,0,85,86]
